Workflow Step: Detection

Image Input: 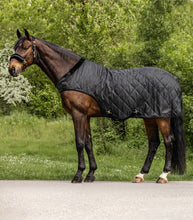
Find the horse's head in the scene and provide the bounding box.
[9,29,36,77]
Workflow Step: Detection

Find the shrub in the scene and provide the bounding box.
[27,84,65,118]
[0,43,32,113]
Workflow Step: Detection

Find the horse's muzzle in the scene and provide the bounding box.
[9,66,20,77]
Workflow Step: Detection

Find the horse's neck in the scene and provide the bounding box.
[35,39,80,85]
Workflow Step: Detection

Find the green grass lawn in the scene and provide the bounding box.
[0,112,192,181]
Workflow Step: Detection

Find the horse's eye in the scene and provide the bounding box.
[23,45,29,50]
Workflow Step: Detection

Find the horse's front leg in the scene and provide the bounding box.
[71,112,87,183]
[84,117,97,182]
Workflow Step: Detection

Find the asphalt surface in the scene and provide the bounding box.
[0,181,193,220]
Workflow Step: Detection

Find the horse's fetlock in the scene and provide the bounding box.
[141,167,149,174]
[78,165,85,172]
[163,166,171,173]
[150,140,160,149]
[76,143,85,152]
[91,164,97,171]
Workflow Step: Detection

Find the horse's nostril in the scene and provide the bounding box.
[10,67,15,75]
[9,66,16,76]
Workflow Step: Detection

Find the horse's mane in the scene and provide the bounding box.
[14,36,81,60]
[37,38,81,60]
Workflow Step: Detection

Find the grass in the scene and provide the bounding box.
[0,111,192,181]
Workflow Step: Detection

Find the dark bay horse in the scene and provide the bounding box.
[9,29,186,183]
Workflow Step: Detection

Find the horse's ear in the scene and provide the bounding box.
[17,29,22,39]
[24,29,31,41]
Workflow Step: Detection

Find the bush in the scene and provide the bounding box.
[183,95,193,147]
[91,118,147,155]
[27,85,65,118]
[0,43,32,112]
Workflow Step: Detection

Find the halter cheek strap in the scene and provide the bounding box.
[10,36,36,69]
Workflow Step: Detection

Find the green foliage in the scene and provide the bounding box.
[0,0,142,67]
[136,0,187,66]
[20,64,65,118]
[182,95,193,146]
[0,0,193,149]
[27,84,65,118]
[156,2,193,148]
[92,118,147,155]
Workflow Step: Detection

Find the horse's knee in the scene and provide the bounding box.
[85,142,92,154]
[76,138,85,151]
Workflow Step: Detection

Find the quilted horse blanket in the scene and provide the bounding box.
[56,59,182,121]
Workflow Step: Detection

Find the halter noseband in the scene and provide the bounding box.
[10,36,36,68]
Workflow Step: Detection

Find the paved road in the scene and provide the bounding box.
[0,181,193,220]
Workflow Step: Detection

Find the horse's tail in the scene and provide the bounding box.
[171,113,186,174]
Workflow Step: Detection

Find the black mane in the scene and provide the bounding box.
[37,38,81,60]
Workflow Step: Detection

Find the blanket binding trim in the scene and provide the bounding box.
[56,57,85,91]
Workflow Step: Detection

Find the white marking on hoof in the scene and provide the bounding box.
[132,173,146,183]
[158,172,170,182]
[136,173,146,180]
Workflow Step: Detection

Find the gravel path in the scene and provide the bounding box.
[0,181,193,220]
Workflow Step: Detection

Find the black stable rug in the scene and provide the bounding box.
[56,59,182,121]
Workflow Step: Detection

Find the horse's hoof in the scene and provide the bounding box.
[156,177,168,184]
[132,177,144,183]
[71,175,83,183]
[84,175,95,182]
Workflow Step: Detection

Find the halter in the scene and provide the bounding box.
[10,36,36,69]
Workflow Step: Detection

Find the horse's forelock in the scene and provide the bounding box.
[14,36,26,50]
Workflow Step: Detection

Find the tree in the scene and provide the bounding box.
[0,0,193,148]
[135,0,187,66]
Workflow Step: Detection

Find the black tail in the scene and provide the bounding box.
[171,114,186,174]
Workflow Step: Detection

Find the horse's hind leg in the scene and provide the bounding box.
[84,117,97,182]
[133,119,160,183]
[156,118,174,183]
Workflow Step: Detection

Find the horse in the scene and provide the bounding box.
[9,29,186,183]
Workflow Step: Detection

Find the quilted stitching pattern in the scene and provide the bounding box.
[57,60,182,120]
